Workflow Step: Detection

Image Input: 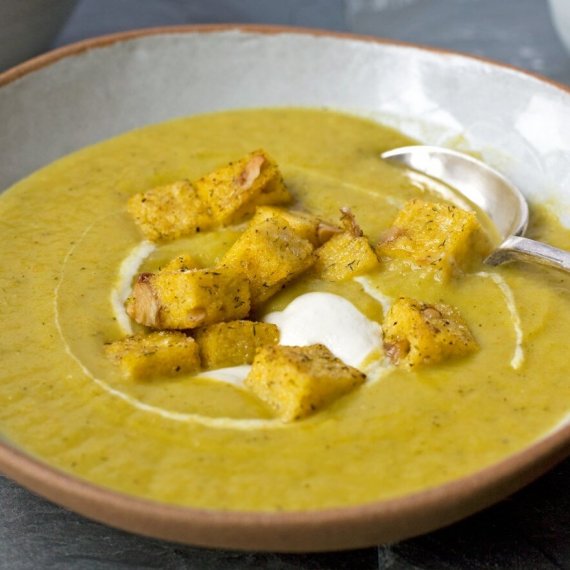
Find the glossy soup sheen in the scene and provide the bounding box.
[1,108,570,511]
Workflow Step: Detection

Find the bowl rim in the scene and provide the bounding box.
[2,22,570,94]
[1,23,570,552]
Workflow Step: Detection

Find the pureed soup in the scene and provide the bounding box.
[1,108,570,511]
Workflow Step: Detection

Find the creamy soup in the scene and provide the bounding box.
[1,108,570,511]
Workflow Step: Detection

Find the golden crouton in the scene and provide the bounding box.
[253,206,339,246]
[194,320,279,369]
[383,297,479,368]
[220,216,315,306]
[105,331,200,379]
[314,233,379,280]
[160,254,198,272]
[127,180,213,241]
[376,199,490,281]
[314,207,379,280]
[245,344,366,421]
[194,150,291,226]
[126,268,250,330]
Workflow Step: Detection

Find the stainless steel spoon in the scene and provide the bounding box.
[381,145,570,272]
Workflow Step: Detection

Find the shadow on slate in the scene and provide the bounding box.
[3,457,570,569]
[0,475,377,570]
[383,457,570,570]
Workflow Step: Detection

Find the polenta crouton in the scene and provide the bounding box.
[314,234,379,280]
[195,150,291,226]
[383,297,478,368]
[105,331,200,379]
[245,344,366,421]
[376,199,490,281]
[127,180,213,241]
[194,320,279,369]
[314,207,379,280]
[253,206,339,247]
[220,216,315,306]
[160,254,198,272]
[125,268,250,330]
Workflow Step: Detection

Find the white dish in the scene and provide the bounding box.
[2,25,570,551]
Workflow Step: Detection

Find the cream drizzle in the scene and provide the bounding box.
[111,240,155,335]
[362,357,393,384]
[354,276,393,313]
[288,165,473,212]
[196,365,252,386]
[287,164,410,206]
[476,271,524,370]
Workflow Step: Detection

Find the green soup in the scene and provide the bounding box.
[1,108,570,511]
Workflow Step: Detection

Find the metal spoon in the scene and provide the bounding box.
[381,145,570,273]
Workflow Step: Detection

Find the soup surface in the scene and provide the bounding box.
[1,108,570,511]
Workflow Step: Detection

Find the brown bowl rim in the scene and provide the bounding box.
[1,23,570,552]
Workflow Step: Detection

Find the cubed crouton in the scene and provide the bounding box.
[125,268,250,330]
[245,344,366,421]
[195,320,279,369]
[160,254,198,272]
[314,206,379,280]
[314,232,379,280]
[194,150,291,226]
[105,331,200,379]
[383,297,479,368]
[220,216,315,306]
[376,199,491,281]
[127,180,213,241]
[253,206,339,247]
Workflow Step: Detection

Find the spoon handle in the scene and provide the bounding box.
[485,236,570,272]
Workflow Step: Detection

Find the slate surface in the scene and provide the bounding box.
[2,1,570,568]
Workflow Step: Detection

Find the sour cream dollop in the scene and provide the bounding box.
[263,292,382,368]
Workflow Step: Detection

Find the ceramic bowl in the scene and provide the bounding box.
[1,25,570,552]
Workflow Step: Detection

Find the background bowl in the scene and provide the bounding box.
[0,0,76,71]
[549,0,570,55]
[2,25,570,551]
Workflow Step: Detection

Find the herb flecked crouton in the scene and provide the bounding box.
[253,206,339,247]
[194,150,291,226]
[314,207,379,280]
[105,331,200,379]
[126,268,251,330]
[220,216,315,306]
[376,199,491,281]
[127,180,213,242]
[194,320,279,369]
[314,232,379,280]
[383,297,479,368]
[245,344,366,421]
[160,254,199,272]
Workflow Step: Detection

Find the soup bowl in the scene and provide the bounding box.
[1,25,570,552]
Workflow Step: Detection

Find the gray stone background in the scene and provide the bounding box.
[3,0,570,568]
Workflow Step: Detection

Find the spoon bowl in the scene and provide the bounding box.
[382,145,570,272]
